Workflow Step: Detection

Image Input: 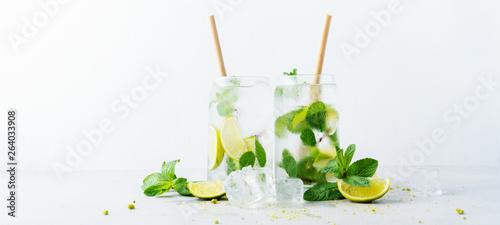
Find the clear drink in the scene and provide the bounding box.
[207,76,273,181]
[274,74,339,185]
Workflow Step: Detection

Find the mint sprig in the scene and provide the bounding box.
[305,144,379,201]
[283,68,297,75]
[141,159,192,197]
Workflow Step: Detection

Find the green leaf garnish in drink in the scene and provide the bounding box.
[283,68,297,75]
[306,101,327,132]
[300,128,317,146]
[239,151,256,168]
[226,155,240,175]
[255,139,266,167]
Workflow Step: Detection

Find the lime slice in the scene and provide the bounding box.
[243,136,256,152]
[289,109,309,133]
[220,116,246,161]
[337,178,391,202]
[313,153,335,169]
[187,181,225,199]
[325,105,339,135]
[208,125,225,170]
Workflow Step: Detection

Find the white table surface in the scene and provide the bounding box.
[1,166,499,225]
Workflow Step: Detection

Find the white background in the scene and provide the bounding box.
[0,0,499,178]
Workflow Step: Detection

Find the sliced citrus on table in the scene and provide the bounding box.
[208,125,225,170]
[337,178,391,202]
[220,116,246,161]
[187,181,225,199]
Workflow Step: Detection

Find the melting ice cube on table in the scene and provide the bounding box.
[276,178,304,202]
[223,166,276,207]
[410,167,442,196]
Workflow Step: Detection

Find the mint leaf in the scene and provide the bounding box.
[216,101,235,117]
[306,101,327,132]
[282,156,297,178]
[300,128,317,146]
[142,173,169,188]
[239,151,256,168]
[172,178,192,196]
[297,157,318,182]
[303,183,343,201]
[275,108,304,138]
[226,155,240,175]
[212,78,239,117]
[161,159,180,181]
[346,158,378,178]
[342,176,370,187]
[335,148,345,170]
[344,144,356,167]
[255,139,266,167]
[143,181,173,196]
[284,68,297,75]
[318,165,342,183]
[282,149,292,158]
[275,87,284,98]
[328,131,340,149]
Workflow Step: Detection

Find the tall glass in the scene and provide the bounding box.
[207,76,273,181]
[274,74,339,185]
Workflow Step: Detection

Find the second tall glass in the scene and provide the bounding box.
[274,74,339,185]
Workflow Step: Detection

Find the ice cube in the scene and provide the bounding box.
[223,166,276,207]
[410,167,442,196]
[276,178,304,202]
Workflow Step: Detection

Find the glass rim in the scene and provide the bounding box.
[213,76,270,87]
[278,74,336,84]
[281,74,334,77]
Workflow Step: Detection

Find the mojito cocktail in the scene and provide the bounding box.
[274,74,339,184]
[208,77,273,181]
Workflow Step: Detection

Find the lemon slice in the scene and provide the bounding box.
[208,125,225,170]
[220,116,246,161]
[187,181,225,199]
[337,178,391,202]
[243,136,256,152]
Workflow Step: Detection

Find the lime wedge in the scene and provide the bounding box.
[187,181,225,199]
[220,116,246,161]
[313,153,335,169]
[289,109,309,133]
[325,105,339,135]
[243,136,256,152]
[337,178,390,202]
[208,125,225,170]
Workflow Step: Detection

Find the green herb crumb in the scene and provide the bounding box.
[128,204,135,209]
[456,208,464,214]
[133,200,136,203]
[214,220,219,224]
[103,210,108,215]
